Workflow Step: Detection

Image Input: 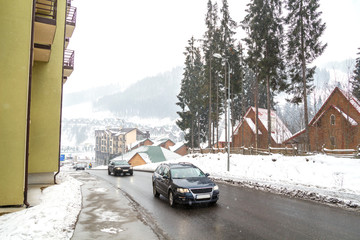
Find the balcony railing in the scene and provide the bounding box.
[64,49,74,68]
[66,6,77,26]
[35,0,57,20]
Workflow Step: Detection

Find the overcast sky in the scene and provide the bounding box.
[64,0,360,94]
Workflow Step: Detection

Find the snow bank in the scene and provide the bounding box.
[135,153,360,208]
[0,173,82,240]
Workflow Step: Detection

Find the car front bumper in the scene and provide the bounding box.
[174,190,219,205]
[113,168,133,174]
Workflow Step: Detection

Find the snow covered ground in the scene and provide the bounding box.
[1,153,359,239]
[0,173,82,240]
[135,153,360,209]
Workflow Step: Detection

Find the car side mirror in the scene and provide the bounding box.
[205,173,210,177]
[163,175,169,179]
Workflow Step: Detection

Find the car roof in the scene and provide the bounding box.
[159,162,196,168]
[111,160,128,163]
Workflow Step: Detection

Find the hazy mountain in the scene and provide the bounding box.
[63,84,122,107]
[94,67,183,119]
[63,66,183,119]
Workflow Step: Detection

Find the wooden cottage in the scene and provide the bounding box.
[232,107,292,149]
[284,87,360,151]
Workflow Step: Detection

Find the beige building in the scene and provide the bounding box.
[95,128,148,165]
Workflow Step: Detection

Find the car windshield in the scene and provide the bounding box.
[170,167,206,179]
[113,160,128,166]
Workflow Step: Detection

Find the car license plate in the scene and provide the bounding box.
[196,194,210,199]
[123,170,128,172]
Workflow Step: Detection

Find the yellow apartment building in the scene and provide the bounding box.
[0,0,76,207]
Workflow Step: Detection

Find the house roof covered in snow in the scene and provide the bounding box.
[169,142,186,152]
[152,138,175,146]
[312,105,358,126]
[234,107,292,144]
[112,146,181,164]
[309,87,360,125]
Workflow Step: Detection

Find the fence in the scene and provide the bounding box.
[322,147,360,158]
[188,146,360,158]
[188,146,298,156]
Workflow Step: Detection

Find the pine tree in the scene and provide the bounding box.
[231,43,245,126]
[351,48,360,99]
[216,0,238,147]
[202,0,220,148]
[285,0,327,151]
[242,0,287,148]
[176,37,205,148]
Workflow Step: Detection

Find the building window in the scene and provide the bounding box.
[330,114,335,125]
[330,136,336,147]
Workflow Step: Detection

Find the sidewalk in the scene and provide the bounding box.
[69,171,158,240]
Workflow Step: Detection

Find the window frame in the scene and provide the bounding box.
[330,114,336,125]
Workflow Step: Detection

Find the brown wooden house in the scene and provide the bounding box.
[232,107,292,149]
[170,143,188,156]
[153,139,175,150]
[130,138,154,151]
[284,87,360,151]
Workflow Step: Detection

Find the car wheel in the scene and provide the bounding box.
[168,191,176,208]
[153,183,160,198]
[108,170,111,175]
[130,172,133,176]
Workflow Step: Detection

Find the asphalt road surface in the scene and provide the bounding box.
[89,170,360,240]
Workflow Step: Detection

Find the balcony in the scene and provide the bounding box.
[66,6,77,38]
[34,0,57,45]
[33,44,51,62]
[63,49,74,78]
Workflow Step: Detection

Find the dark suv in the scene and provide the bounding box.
[152,162,219,207]
[108,160,133,176]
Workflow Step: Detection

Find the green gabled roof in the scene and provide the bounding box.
[144,146,166,163]
[115,145,181,163]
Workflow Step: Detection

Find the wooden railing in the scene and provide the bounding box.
[188,146,360,158]
[322,146,360,158]
[188,146,298,156]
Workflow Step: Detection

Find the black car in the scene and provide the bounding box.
[152,162,219,207]
[108,160,133,176]
[75,163,87,171]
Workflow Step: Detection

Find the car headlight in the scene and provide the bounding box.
[116,167,121,170]
[213,185,219,191]
[130,167,133,170]
[177,188,189,193]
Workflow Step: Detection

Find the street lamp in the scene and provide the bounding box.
[213,53,231,172]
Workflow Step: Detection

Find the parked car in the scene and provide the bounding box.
[75,163,87,171]
[152,162,219,207]
[108,160,133,176]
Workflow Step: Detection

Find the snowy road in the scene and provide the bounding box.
[89,170,360,240]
